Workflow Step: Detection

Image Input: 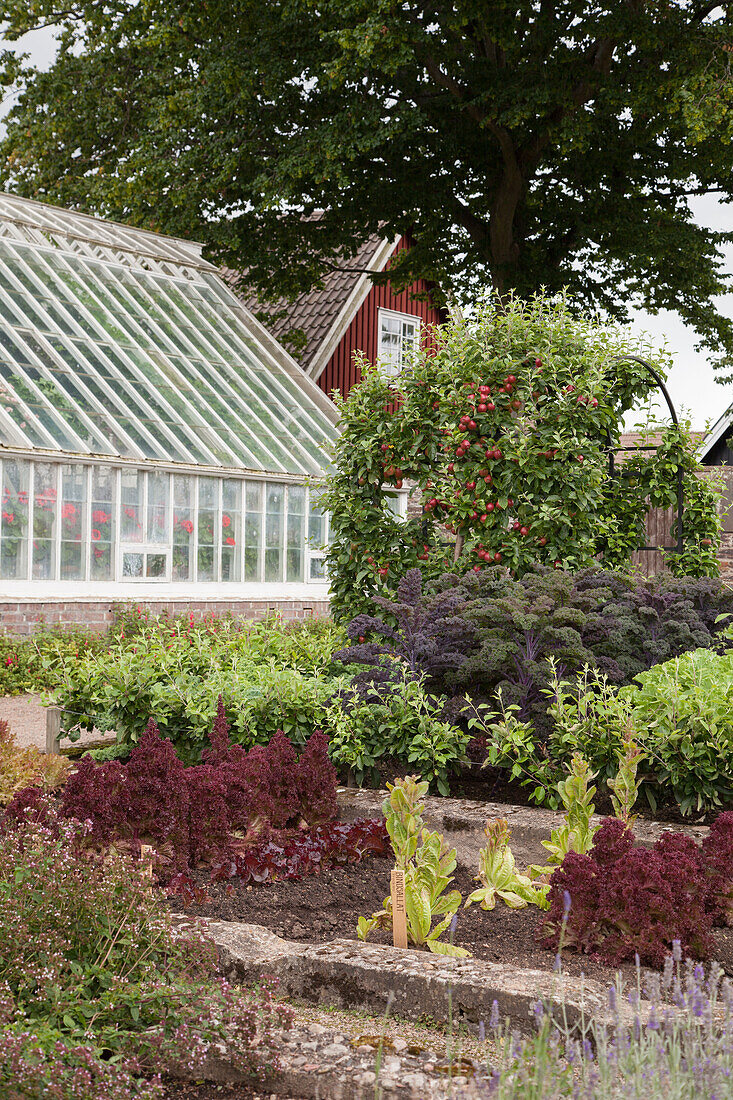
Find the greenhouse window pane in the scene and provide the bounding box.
[32,462,58,580]
[1,459,29,579]
[244,481,262,582]
[197,476,219,581]
[287,485,305,583]
[91,465,115,580]
[147,472,169,544]
[121,469,144,544]
[221,479,241,582]
[146,553,167,578]
[172,474,194,581]
[309,556,327,581]
[265,483,284,583]
[60,464,86,580]
[122,552,143,578]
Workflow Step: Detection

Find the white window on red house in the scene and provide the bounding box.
[378,308,420,374]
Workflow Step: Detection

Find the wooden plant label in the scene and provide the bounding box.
[391,868,407,949]
[140,844,154,891]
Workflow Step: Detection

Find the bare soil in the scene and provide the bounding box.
[170,855,733,986]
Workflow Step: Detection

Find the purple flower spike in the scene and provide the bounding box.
[489,1000,500,1030]
[563,889,572,915]
[672,939,682,963]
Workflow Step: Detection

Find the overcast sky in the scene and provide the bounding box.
[3,24,733,434]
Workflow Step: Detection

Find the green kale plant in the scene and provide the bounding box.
[357,775,468,956]
[529,753,599,880]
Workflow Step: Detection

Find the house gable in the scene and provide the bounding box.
[315,235,446,401]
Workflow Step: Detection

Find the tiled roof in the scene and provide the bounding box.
[615,431,705,464]
[233,233,384,370]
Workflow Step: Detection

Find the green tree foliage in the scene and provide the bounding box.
[321,293,721,621]
[1,3,733,362]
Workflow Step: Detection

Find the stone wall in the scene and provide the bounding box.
[0,598,331,636]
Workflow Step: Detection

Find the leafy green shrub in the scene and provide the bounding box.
[0,626,104,696]
[327,674,470,794]
[0,801,291,1080]
[50,613,346,763]
[623,648,733,815]
[471,650,733,817]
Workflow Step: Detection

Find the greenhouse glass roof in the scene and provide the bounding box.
[0,194,338,475]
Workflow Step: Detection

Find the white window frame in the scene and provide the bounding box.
[377,308,421,376]
[0,455,332,596]
[306,488,329,582]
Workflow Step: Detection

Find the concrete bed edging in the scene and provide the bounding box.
[205,919,649,1038]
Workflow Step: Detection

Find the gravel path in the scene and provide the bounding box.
[0,693,112,751]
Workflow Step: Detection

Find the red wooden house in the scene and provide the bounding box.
[239,232,446,401]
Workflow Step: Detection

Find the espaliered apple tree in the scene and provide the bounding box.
[322,293,721,622]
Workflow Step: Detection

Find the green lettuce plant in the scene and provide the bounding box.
[357,775,469,956]
[464,818,549,911]
[530,753,598,880]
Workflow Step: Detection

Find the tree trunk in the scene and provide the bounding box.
[489,164,525,293]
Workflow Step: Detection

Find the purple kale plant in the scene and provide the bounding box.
[333,566,477,702]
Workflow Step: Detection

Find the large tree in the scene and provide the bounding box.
[1,2,733,366]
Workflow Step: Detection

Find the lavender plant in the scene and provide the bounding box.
[465,948,733,1099]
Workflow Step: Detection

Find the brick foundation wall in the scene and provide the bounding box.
[0,598,331,636]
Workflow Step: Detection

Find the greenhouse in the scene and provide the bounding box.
[0,194,339,629]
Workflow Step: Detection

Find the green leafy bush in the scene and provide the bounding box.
[472,650,733,817]
[327,674,470,794]
[623,649,733,816]
[0,626,104,696]
[49,613,346,763]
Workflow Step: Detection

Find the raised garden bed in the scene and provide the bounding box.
[169,854,733,986]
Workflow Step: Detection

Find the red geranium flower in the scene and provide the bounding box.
[225,536,236,546]
[124,507,136,519]
[91,529,101,541]
[61,503,77,520]
[92,510,110,524]
[181,519,194,534]
[222,514,231,528]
